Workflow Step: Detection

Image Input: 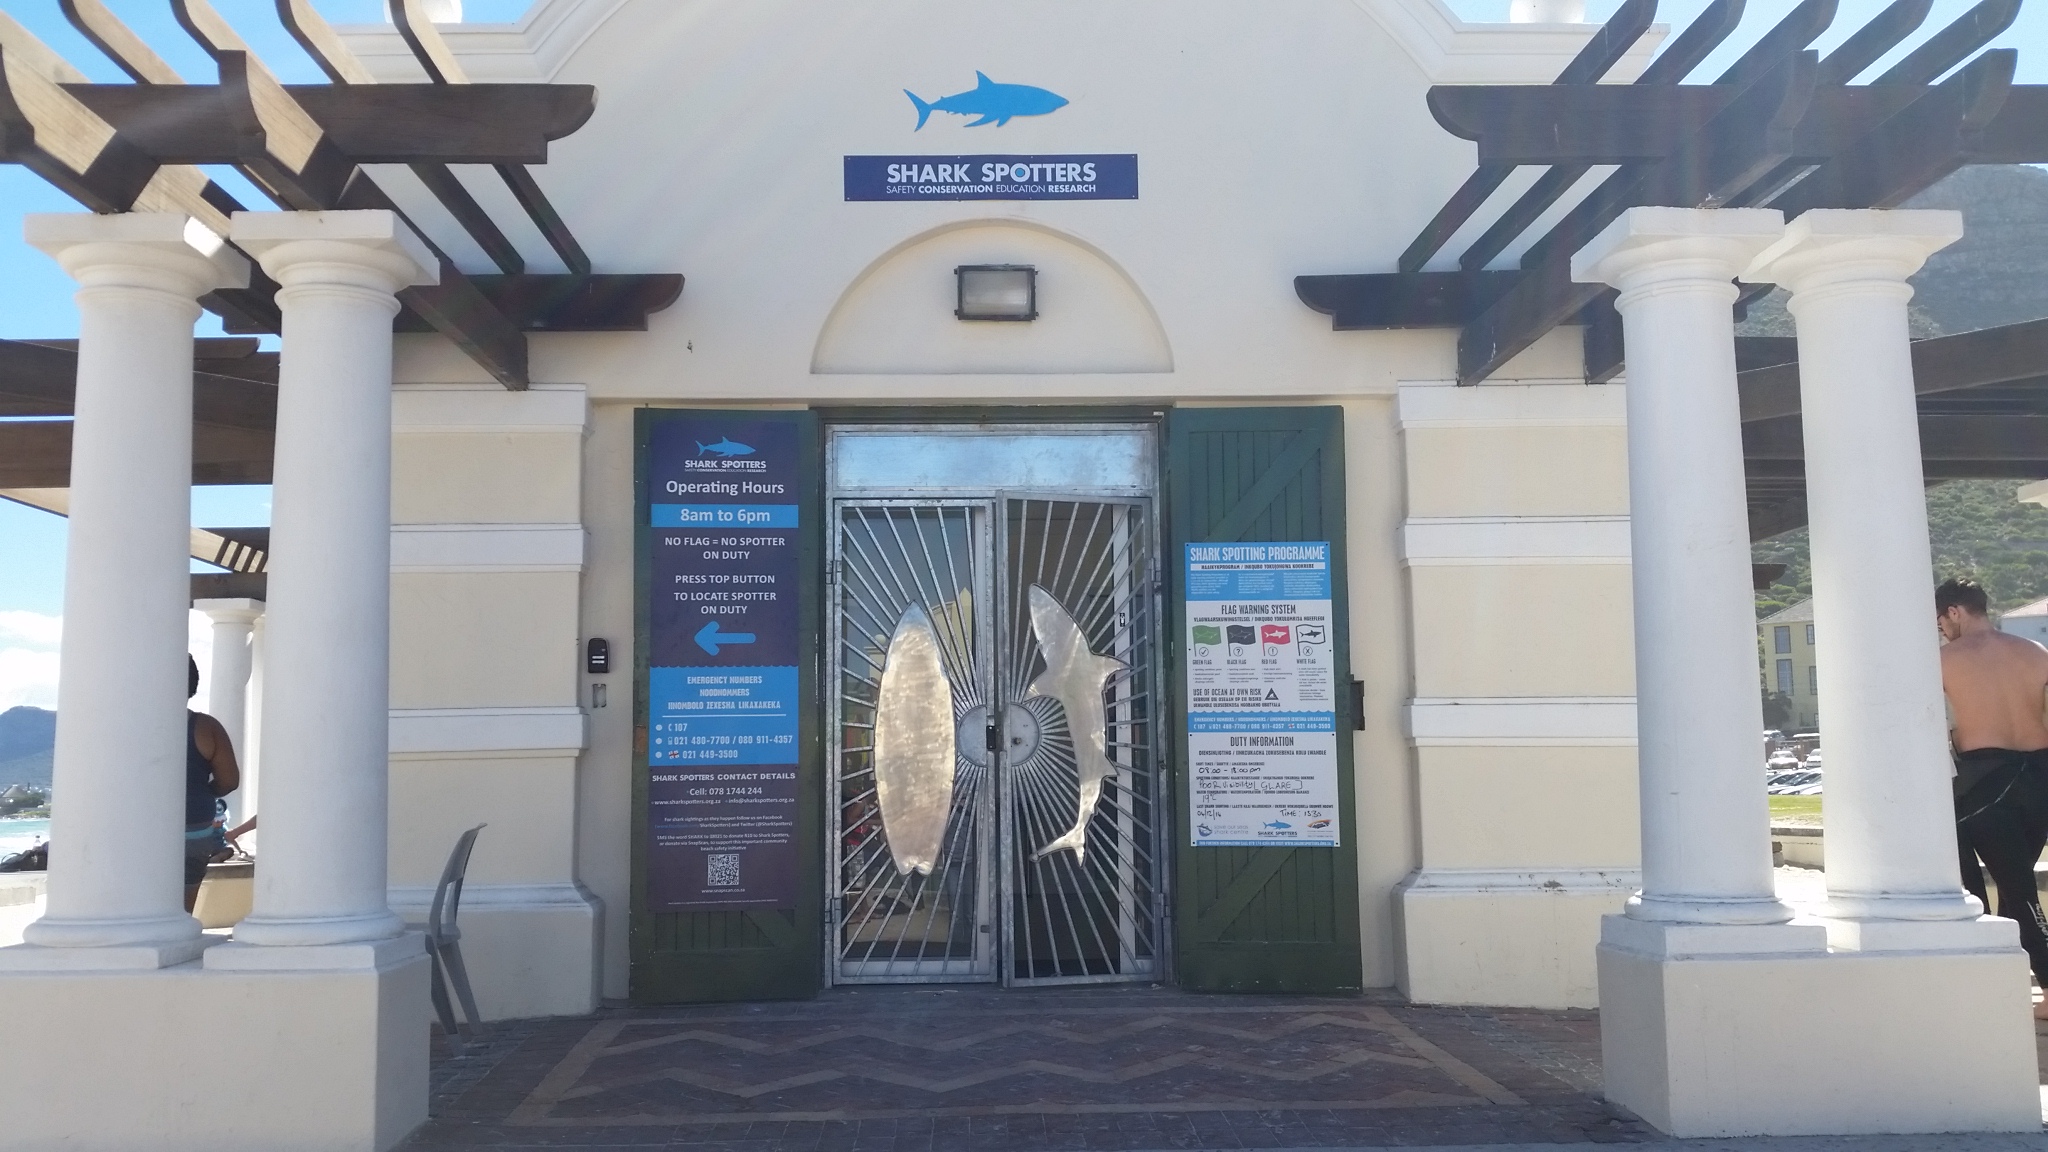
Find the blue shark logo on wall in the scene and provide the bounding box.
[695,437,755,458]
[905,72,1068,129]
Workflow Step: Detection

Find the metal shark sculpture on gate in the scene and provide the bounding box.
[1024,584,1125,863]
[905,72,1069,129]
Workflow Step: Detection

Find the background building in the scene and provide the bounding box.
[1759,600,1819,732]
[1996,595,2048,645]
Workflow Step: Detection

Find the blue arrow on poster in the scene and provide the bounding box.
[695,621,757,655]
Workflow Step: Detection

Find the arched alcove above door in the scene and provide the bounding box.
[812,221,1173,375]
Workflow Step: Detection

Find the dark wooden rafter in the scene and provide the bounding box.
[408,161,524,274]
[1301,0,2048,394]
[1454,0,1752,275]
[0,421,271,487]
[1869,0,2019,85]
[1735,319,2048,539]
[0,337,278,487]
[1818,0,1933,84]
[1457,47,1820,383]
[0,338,276,429]
[1737,317,2048,423]
[278,0,524,278]
[1393,0,1658,274]
[381,0,594,278]
[1745,414,2048,461]
[164,0,535,386]
[1580,293,1625,383]
[1294,270,1519,329]
[1749,494,1811,541]
[495,164,592,277]
[392,274,685,334]
[61,82,594,165]
[9,0,678,394]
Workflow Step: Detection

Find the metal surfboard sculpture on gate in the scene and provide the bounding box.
[872,604,957,876]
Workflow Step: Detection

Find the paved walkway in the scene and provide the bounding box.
[401,985,2048,1151]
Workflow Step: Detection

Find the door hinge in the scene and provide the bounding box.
[986,720,1001,754]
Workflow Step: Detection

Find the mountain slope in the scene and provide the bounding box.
[0,707,54,763]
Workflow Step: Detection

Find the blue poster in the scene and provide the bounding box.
[1183,542,1341,847]
[646,417,803,909]
[844,154,1138,201]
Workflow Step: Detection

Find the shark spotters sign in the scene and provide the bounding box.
[845,154,1138,201]
[645,417,803,910]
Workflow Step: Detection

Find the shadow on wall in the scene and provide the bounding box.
[812,220,1173,375]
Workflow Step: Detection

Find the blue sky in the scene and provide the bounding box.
[0,0,2045,706]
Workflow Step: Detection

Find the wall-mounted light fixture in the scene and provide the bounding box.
[955,264,1037,321]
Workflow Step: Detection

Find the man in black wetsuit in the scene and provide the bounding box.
[185,655,240,913]
[1937,577,2048,1018]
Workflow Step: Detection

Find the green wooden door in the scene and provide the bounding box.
[631,408,823,1003]
[1166,407,1363,993]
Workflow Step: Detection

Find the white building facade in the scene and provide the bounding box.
[1,0,2040,1147]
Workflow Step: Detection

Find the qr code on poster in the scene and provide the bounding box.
[706,853,741,888]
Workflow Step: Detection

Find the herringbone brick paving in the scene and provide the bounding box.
[404,985,1654,1150]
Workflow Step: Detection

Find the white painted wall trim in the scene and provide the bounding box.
[1397,866,1641,896]
[1397,379,1626,429]
[339,0,628,81]
[340,0,1658,87]
[1401,516,1630,565]
[393,383,589,432]
[390,523,586,573]
[1407,696,1637,746]
[1350,0,1660,83]
[390,706,588,756]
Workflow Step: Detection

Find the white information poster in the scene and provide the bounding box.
[1184,541,1340,847]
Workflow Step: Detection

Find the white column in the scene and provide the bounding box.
[215,212,436,954]
[193,598,264,828]
[1571,207,1793,926]
[242,611,266,840]
[6,215,246,967]
[1748,210,1980,928]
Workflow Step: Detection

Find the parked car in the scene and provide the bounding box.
[1767,751,1802,772]
[1768,770,1819,794]
[1803,750,1824,770]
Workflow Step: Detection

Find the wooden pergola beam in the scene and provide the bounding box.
[1738,316,2048,422]
[1425,75,2040,168]
[1748,494,1811,542]
[61,82,594,166]
[1391,0,1657,274]
[392,274,686,335]
[1293,270,1518,329]
[0,420,273,487]
[0,338,278,428]
[1457,49,1819,384]
[1744,413,2048,460]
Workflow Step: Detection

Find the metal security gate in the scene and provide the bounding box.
[826,426,1166,986]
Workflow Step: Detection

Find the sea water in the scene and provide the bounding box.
[0,817,49,858]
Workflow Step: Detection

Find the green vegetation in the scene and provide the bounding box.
[1751,165,2048,620]
[1769,795,1822,825]
[1756,480,2048,617]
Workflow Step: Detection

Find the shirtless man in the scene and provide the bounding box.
[1937,577,2048,1016]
